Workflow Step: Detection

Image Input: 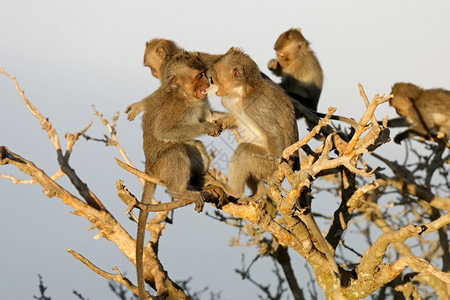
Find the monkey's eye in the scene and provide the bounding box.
[197,72,205,80]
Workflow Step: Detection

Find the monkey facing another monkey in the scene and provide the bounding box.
[209,47,299,203]
[389,82,450,145]
[127,36,360,132]
[125,39,222,121]
[136,51,221,300]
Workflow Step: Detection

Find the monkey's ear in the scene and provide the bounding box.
[233,66,244,81]
[156,46,167,58]
[168,75,181,89]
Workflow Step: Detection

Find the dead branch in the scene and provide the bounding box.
[0,167,65,184]
[0,145,187,299]
[89,106,146,188]
[115,158,165,186]
[67,249,142,297]
[0,66,105,210]
[358,214,450,283]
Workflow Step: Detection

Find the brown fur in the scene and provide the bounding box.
[211,48,299,202]
[390,82,450,143]
[125,39,222,121]
[136,52,221,300]
[268,28,323,112]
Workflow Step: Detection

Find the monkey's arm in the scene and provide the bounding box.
[155,108,221,141]
[209,110,228,120]
[214,114,238,129]
[125,94,155,121]
[158,122,220,141]
[125,100,145,121]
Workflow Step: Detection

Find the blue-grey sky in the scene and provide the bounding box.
[1,1,449,299]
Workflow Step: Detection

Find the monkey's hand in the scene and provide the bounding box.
[213,119,227,130]
[124,100,145,121]
[193,194,205,213]
[206,122,222,137]
[215,115,237,130]
[267,58,279,70]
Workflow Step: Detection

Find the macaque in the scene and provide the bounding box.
[210,48,299,202]
[125,39,222,121]
[268,28,323,113]
[389,82,450,144]
[211,48,340,280]
[136,52,221,300]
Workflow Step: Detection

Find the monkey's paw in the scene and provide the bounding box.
[124,101,144,121]
[207,122,222,137]
[267,59,278,70]
[213,119,227,130]
[193,196,205,213]
[203,184,228,208]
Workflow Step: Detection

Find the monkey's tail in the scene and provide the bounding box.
[136,182,156,300]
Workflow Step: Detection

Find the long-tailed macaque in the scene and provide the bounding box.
[268,28,323,113]
[265,29,355,130]
[210,47,299,202]
[128,38,356,132]
[389,82,450,144]
[211,48,340,280]
[125,39,221,121]
[136,52,221,300]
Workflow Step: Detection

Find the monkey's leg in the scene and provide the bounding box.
[238,179,267,204]
[161,145,205,212]
[136,181,156,300]
[227,143,274,202]
[189,140,210,174]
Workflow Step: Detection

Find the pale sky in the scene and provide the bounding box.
[1,1,450,299]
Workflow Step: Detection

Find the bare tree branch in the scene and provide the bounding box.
[67,249,142,298]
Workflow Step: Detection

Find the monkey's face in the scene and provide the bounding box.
[144,50,166,79]
[277,45,292,68]
[390,95,411,116]
[276,43,298,68]
[182,69,210,99]
[212,63,235,97]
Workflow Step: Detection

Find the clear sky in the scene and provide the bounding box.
[1,1,450,299]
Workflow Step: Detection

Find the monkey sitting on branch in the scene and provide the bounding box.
[388,82,450,146]
[136,51,222,300]
[208,47,299,203]
[268,28,323,113]
[127,37,358,135]
[267,28,358,131]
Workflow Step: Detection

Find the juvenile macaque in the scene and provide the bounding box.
[211,48,340,280]
[389,82,450,144]
[142,38,180,79]
[268,28,323,113]
[210,48,299,202]
[125,39,222,121]
[136,52,221,299]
